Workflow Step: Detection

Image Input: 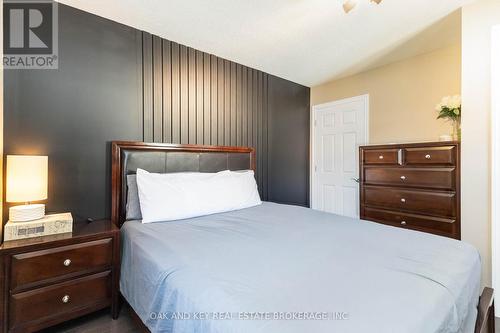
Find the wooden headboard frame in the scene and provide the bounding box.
[111,141,256,228]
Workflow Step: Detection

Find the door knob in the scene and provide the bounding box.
[351,177,360,183]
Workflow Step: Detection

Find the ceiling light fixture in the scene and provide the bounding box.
[342,0,383,14]
[343,0,357,13]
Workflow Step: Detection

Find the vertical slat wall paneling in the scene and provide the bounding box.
[196,50,205,144]
[224,60,231,145]
[152,35,163,143]
[247,69,252,147]
[204,54,212,145]
[209,55,217,145]
[162,40,172,143]
[256,71,263,194]
[242,67,248,147]
[142,32,153,142]
[252,69,258,152]
[230,63,237,146]
[236,64,242,146]
[136,30,144,137]
[262,74,269,198]
[171,42,181,144]
[140,33,310,202]
[217,58,225,145]
[187,47,196,144]
[180,45,189,144]
[4,6,310,225]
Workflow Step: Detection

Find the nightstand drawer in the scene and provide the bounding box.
[9,271,111,331]
[11,238,112,291]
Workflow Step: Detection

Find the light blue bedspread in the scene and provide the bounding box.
[120,202,481,333]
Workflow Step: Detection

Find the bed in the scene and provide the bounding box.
[110,141,495,333]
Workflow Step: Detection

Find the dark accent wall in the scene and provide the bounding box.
[268,77,310,206]
[3,4,310,224]
[141,32,270,198]
[3,5,143,222]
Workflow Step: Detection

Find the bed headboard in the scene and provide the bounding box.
[111,141,256,227]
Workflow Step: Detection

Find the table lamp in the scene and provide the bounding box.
[6,155,48,222]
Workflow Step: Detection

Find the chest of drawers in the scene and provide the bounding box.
[0,220,120,333]
[359,142,460,239]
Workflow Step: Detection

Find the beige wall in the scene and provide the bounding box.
[461,0,500,289]
[1,1,3,242]
[311,44,461,144]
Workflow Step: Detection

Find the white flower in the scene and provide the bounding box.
[437,95,461,111]
[448,95,461,109]
[442,96,451,107]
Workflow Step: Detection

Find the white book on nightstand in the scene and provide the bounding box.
[4,212,73,241]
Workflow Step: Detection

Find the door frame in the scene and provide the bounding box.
[310,94,370,211]
[491,25,500,314]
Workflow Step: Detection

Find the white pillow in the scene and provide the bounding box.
[136,169,262,223]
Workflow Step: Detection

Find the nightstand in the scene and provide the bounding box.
[0,219,120,333]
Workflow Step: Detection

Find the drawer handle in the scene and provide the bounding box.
[401,221,407,226]
[425,154,431,159]
[62,295,70,304]
[63,259,71,267]
[379,155,384,160]
[401,198,406,203]
[400,176,406,180]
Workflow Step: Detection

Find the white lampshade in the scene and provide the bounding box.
[6,155,48,203]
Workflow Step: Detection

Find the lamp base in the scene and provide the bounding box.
[9,204,45,222]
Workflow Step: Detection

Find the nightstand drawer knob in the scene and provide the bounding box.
[425,154,431,159]
[63,259,71,267]
[62,295,70,303]
[401,198,406,203]
[379,155,384,159]
[401,221,407,226]
[400,175,406,180]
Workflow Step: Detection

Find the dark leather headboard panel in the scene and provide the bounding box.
[111,141,255,227]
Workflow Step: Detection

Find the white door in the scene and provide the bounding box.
[311,95,368,218]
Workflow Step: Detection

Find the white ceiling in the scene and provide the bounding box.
[57,0,470,87]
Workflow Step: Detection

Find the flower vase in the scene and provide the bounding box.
[452,120,461,141]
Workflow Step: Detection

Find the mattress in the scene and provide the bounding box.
[120,202,481,333]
